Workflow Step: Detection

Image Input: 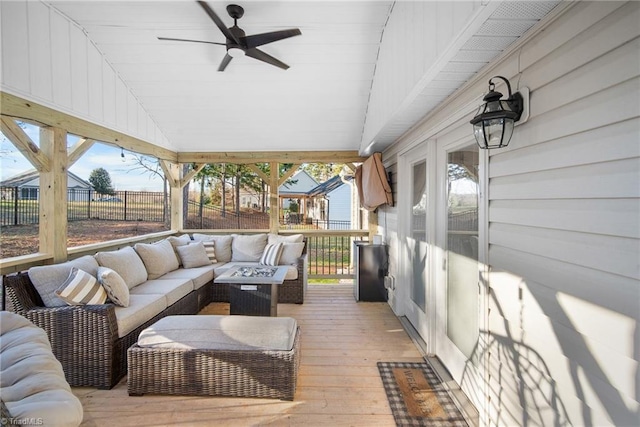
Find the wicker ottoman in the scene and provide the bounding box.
[127,315,300,400]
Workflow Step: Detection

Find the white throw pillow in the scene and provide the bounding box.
[260,242,284,266]
[55,268,107,306]
[279,242,305,265]
[95,246,148,289]
[192,234,233,262]
[231,234,268,262]
[268,233,304,244]
[176,242,212,268]
[134,239,180,279]
[97,266,130,307]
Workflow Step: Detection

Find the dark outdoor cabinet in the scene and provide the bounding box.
[353,241,388,302]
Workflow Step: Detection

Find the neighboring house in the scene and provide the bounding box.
[306,175,354,229]
[278,170,318,211]
[0,170,92,201]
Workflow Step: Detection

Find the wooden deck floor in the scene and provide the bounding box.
[73,284,425,426]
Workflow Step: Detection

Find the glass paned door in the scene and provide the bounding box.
[410,160,427,311]
[446,146,480,358]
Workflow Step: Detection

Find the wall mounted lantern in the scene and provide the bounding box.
[470,76,525,149]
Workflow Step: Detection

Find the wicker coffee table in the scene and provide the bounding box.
[214,266,288,316]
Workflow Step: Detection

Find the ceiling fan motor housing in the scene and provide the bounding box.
[226,4,245,20]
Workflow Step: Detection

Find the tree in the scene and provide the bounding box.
[89,167,116,196]
[301,163,344,182]
[127,153,170,226]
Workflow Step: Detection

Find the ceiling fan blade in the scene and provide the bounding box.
[218,53,233,72]
[196,1,240,45]
[245,48,289,70]
[157,37,226,46]
[243,29,301,49]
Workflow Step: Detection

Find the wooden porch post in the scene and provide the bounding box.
[39,126,68,262]
[269,162,279,234]
[160,160,182,230]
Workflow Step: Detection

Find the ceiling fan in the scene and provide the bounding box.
[158,1,301,71]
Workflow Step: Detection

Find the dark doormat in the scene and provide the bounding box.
[377,361,468,427]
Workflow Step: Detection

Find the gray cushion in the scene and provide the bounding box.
[113,294,167,338]
[0,312,83,427]
[159,265,217,289]
[176,242,212,268]
[192,234,233,262]
[231,234,268,262]
[279,242,305,265]
[28,255,100,307]
[95,246,148,289]
[137,315,298,351]
[97,266,130,307]
[268,233,304,244]
[129,278,193,306]
[134,239,179,279]
[166,234,192,266]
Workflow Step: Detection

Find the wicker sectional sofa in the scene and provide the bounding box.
[3,233,308,390]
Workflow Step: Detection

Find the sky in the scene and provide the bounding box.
[1,123,165,191]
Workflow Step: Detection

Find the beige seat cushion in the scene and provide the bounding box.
[159,264,217,289]
[137,315,298,351]
[129,278,193,307]
[113,294,167,338]
[0,312,83,427]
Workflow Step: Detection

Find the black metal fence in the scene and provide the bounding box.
[185,201,269,229]
[0,187,167,226]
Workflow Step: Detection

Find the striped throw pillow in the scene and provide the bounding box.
[202,240,217,263]
[55,268,107,305]
[260,242,284,266]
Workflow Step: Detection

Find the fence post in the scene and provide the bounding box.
[13,187,18,225]
[123,191,127,221]
[87,189,91,219]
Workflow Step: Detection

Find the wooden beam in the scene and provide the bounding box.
[246,164,270,183]
[269,162,279,234]
[39,126,67,262]
[159,159,179,187]
[1,92,177,162]
[278,164,301,186]
[344,163,357,173]
[179,163,205,188]
[1,116,51,172]
[178,151,366,164]
[67,137,95,167]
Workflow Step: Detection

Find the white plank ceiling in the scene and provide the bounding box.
[44,0,560,155]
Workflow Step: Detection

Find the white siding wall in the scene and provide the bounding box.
[327,184,352,225]
[0,1,171,149]
[382,2,639,426]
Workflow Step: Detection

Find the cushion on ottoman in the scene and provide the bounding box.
[137,315,297,351]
